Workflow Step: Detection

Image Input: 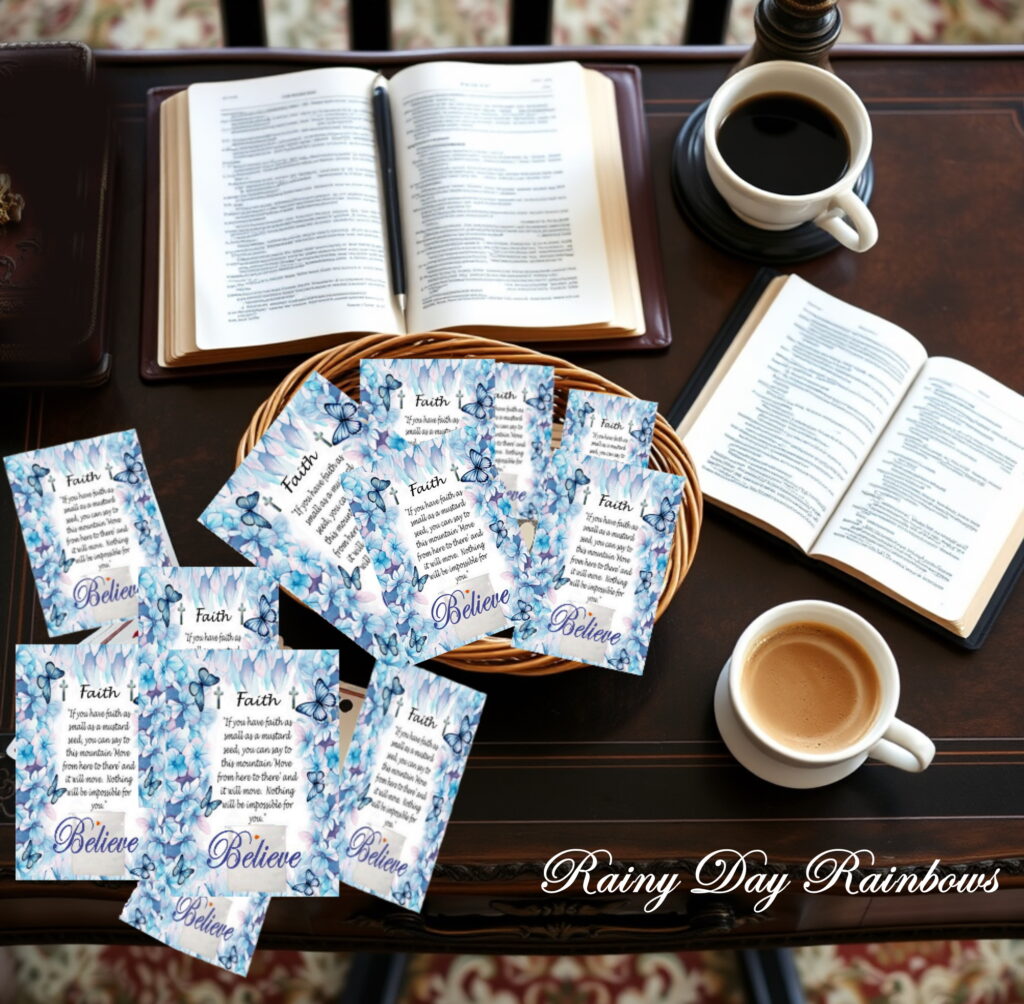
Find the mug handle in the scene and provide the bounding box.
[868,719,935,773]
[813,190,879,253]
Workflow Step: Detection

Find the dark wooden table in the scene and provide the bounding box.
[2,45,1023,953]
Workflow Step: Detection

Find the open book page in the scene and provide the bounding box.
[188,67,405,351]
[812,357,1024,633]
[388,61,615,334]
[682,275,928,553]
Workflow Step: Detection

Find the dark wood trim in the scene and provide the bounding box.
[683,0,734,45]
[216,0,267,47]
[510,0,553,45]
[349,0,391,51]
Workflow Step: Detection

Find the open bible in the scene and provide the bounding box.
[157,60,645,368]
[677,274,1024,643]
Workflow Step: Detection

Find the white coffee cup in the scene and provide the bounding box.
[715,600,934,789]
[704,61,878,253]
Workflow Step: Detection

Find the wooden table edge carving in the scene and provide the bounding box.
[238,332,703,676]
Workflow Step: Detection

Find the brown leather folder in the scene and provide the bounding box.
[139,63,670,382]
[0,42,113,386]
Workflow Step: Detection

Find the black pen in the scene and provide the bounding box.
[372,75,407,315]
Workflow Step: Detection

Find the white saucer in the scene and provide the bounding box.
[713,660,867,789]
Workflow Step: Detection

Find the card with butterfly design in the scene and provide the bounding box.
[360,358,496,445]
[337,660,485,911]
[559,389,658,468]
[137,648,340,897]
[120,886,270,977]
[489,362,555,520]
[341,426,528,663]
[199,371,401,661]
[4,430,177,636]
[13,644,154,879]
[137,567,279,649]
[512,451,685,675]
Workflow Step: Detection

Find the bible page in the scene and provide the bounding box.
[387,61,615,333]
[682,275,928,552]
[812,357,1024,630]
[188,68,404,350]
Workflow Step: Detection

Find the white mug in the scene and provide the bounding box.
[704,61,878,253]
[714,600,934,789]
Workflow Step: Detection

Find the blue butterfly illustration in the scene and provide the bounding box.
[409,630,426,654]
[36,660,64,704]
[307,769,325,801]
[517,621,538,641]
[47,774,68,804]
[552,564,570,589]
[337,565,362,590]
[134,520,151,540]
[525,384,553,413]
[200,785,222,817]
[141,766,162,798]
[378,373,402,410]
[367,476,391,513]
[243,593,277,638]
[219,948,240,972]
[296,678,337,723]
[26,463,50,496]
[380,675,405,714]
[20,840,41,870]
[507,599,533,622]
[128,853,156,881]
[489,519,508,542]
[636,569,653,592]
[461,382,494,420]
[50,609,67,629]
[564,467,590,503]
[171,854,195,886]
[356,781,373,810]
[113,452,145,485]
[236,491,272,529]
[460,448,493,484]
[412,566,428,592]
[56,548,74,573]
[395,881,413,905]
[630,415,654,443]
[426,794,444,822]
[642,496,677,534]
[443,714,474,756]
[375,632,400,658]
[611,650,633,673]
[188,666,220,712]
[324,399,363,443]
[156,583,183,627]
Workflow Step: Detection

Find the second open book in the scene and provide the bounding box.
[678,274,1024,642]
[159,61,644,367]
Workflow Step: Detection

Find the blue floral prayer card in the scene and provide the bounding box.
[137,567,279,648]
[513,451,685,675]
[560,389,658,468]
[4,430,176,636]
[341,426,527,663]
[137,648,340,897]
[337,660,485,912]
[14,644,151,880]
[360,357,495,444]
[119,886,270,977]
[199,371,399,660]
[490,362,555,519]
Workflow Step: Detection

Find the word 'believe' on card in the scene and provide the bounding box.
[5,430,176,636]
[337,661,485,912]
[514,451,685,675]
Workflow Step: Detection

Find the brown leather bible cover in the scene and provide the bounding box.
[0,42,112,387]
[139,62,669,381]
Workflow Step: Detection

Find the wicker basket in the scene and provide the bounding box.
[238,333,702,676]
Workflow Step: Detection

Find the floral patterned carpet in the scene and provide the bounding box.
[4,940,1024,1002]
[1,0,1023,50]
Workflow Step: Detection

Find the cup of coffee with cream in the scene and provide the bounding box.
[714,600,934,789]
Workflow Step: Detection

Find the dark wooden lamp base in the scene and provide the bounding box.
[671,100,875,265]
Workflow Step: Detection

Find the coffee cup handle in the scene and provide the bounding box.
[813,190,878,253]
[868,719,935,773]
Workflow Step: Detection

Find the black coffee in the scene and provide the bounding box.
[716,93,849,196]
